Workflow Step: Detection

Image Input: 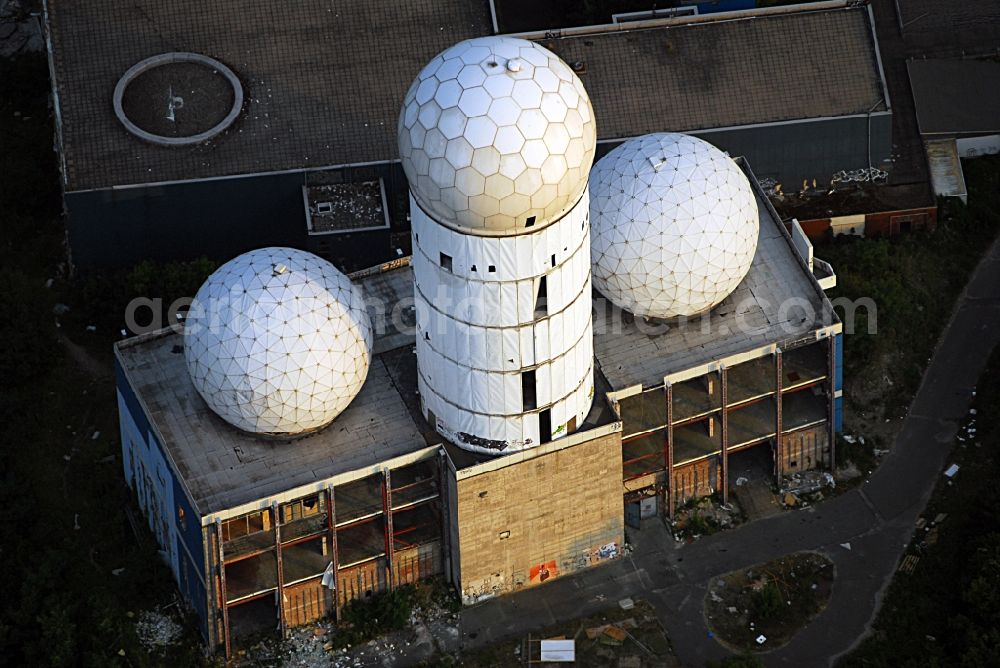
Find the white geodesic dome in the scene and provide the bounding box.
[590,133,759,319]
[398,36,597,234]
[183,248,372,435]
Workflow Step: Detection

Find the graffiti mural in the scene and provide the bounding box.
[529,561,558,584]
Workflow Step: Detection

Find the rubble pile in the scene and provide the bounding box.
[672,496,742,539]
[134,609,183,649]
[240,598,460,667]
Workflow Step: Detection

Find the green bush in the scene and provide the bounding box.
[750,582,783,621]
[339,585,417,645]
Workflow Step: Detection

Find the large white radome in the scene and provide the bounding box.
[398,36,596,234]
[590,133,759,319]
[183,248,372,435]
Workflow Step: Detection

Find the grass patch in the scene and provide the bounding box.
[704,552,834,653]
[838,344,1000,667]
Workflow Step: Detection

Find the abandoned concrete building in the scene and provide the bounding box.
[115,152,841,653]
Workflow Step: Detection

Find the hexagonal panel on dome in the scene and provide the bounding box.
[398,36,597,235]
[590,133,760,320]
[183,248,372,436]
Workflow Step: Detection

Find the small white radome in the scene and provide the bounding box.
[398,36,597,234]
[183,247,372,436]
[590,133,759,319]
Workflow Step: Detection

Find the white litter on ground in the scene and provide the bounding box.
[135,610,183,649]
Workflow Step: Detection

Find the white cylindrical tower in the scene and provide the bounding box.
[399,36,597,454]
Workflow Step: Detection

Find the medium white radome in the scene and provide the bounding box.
[590,133,759,319]
[183,248,372,435]
[398,36,596,234]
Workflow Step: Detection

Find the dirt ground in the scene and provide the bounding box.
[704,552,834,653]
[457,599,679,667]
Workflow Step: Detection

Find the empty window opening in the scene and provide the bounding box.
[439,253,452,272]
[488,265,496,273]
[567,416,577,433]
[470,264,477,272]
[526,216,536,227]
[550,254,556,267]
[522,370,537,411]
[534,276,548,317]
[539,408,552,444]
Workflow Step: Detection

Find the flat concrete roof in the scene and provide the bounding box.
[115,262,431,516]
[117,162,835,513]
[534,5,887,142]
[48,2,885,192]
[908,59,1000,136]
[592,159,839,391]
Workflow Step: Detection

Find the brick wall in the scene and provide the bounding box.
[780,425,830,472]
[672,457,717,507]
[452,432,623,604]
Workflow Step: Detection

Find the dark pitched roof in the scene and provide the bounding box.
[47,3,884,192]
[537,6,887,143]
[47,0,493,192]
[908,58,1000,136]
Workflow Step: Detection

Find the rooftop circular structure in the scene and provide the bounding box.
[183,247,372,436]
[590,133,759,320]
[398,36,597,235]
[114,52,243,146]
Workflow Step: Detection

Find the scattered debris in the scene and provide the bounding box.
[135,610,183,649]
[933,513,947,524]
[780,471,836,496]
[898,555,920,574]
[735,476,749,486]
[601,625,628,645]
[944,464,959,478]
[618,597,634,610]
[840,542,851,551]
[755,634,767,645]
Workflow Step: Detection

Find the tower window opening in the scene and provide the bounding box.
[534,276,548,317]
[539,408,552,444]
[440,253,452,272]
[526,216,536,227]
[521,370,537,411]
[550,254,556,267]
[488,265,496,273]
